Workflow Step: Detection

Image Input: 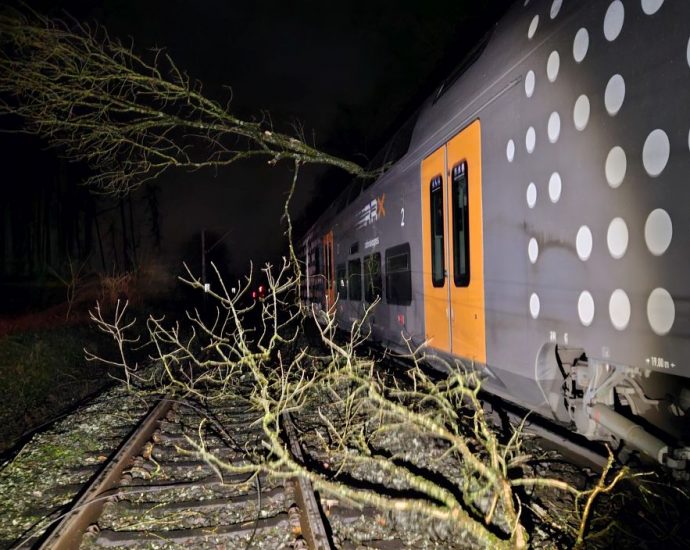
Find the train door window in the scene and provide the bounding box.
[348,258,362,301]
[385,243,412,305]
[327,241,333,284]
[324,243,329,283]
[430,175,445,287]
[314,246,321,275]
[364,253,382,303]
[322,241,330,299]
[451,161,470,287]
[316,245,325,296]
[336,263,347,300]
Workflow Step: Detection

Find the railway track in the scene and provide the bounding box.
[4,367,679,549]
[29,396,332,549]
[6,385,479,549]
[9,387,480,549]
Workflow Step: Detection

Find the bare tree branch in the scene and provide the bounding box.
[0,6,366,194]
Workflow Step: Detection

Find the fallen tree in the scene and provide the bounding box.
[87,197,641,547]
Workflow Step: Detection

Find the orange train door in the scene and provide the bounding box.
[420,120,486,363]
[322,231,335,308]
[421,147,451,352]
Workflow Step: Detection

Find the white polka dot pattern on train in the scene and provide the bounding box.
[607,218,629,259]
[528,15,539,39]
[530,293,540,319]
[528,238,539,264]
[604,1,625,42]
[548,112,561,143]
[518,1,682,339]
[578,291,595,326]
[573,28,589,63]
[642,129,670,177]
[641,0,664,15]
[573,95,590,131]
[526,183,537,208]
[548,172,562,203]
[550,0,563,19]
[576,226,593,261]
[644,209,672,256]
[605,74,625,115]
[547,51,560,82]
[605,146,627,188]
[526,126,536,153]
[525,70,535,98]
[647,288,675,335]
[609,289,631,330]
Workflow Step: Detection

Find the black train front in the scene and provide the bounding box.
[300,0,690,476]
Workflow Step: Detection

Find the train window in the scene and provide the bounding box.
[385,243,412,305]
[348,258,362,301]
[364,253,382,303]
[452,162,470,287]
[314,246,321,275]
[430,175,445,287]
[336,263,347,300]
[324,242,331,286]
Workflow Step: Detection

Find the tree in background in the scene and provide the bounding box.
[0,5,367,304]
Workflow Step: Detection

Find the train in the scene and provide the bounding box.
[299,0,690,476]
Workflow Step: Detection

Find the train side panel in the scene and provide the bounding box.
[302,0,690,468]
[476,0,690,405]
[319,163,425,348]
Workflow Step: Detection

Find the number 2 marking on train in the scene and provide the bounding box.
[400,207,405,227]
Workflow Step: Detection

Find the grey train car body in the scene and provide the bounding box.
[300,0,690,474]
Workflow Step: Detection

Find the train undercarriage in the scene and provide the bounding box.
[538,344,690,478]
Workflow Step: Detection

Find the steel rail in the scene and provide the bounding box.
[283,412,333,550]
[37,397,173,550]
[480,394,610,471]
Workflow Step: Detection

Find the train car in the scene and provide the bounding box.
[299,0,690,476]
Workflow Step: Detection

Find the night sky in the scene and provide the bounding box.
[1,0,511,275]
